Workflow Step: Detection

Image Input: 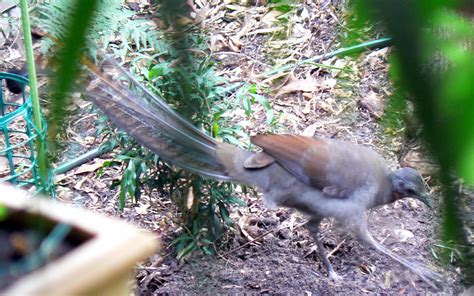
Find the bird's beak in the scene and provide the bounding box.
[418,192,433,209]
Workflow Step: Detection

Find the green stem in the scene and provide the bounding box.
[19,0,50,194]
[264,37,392,76]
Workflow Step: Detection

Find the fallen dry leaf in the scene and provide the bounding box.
[302,99,313,114]
[366,47,389,69]
[236,14,255,38]
[260,9,284,27]
[228,36,242,52]
[329,58,349,77]
[239,216,259,243]
[301,122,319,137]
[74,159,107,175]
[0,156,10,172]
[73,175,88,191]
[359,91,384,118]
[358,263,376,274]
[384,271,392,289]
[88,192,99,205]
[322,78,337,88]
[186,186,194,210]
[54,174,69,183]
[209,34,228,51]
[393,229,414,242]
[275,76,319,97]
[136,202,151,215]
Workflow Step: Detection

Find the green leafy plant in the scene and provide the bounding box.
[0,205,7,221]
[235,83,276,126]
[32,0,277,259]
[268,0,297,13]
[106,0,281,258]
[171,179,247,259]
[33,0,133,53]
[116,30,250,258]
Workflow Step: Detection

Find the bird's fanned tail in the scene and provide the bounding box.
[83,53,232,181]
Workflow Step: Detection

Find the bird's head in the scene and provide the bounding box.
[389,167,432,208]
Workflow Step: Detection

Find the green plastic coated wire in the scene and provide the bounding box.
[264,37,392,76]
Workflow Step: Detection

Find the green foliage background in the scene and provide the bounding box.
[30,0,275,259]
[353,0,474,284]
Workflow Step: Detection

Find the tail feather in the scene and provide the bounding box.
[83,54,232,180]
[3,31,234,181]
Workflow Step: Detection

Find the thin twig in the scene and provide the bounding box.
[222,229,274,257]
[222,219,308,257]
[327,239,346,258]
[212,51,268,66]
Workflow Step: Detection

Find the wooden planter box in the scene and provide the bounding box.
[0,183,159,295]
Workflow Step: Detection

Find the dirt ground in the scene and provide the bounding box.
[1,1,470,295]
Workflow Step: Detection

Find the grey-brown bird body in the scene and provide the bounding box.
[217,136,394,218]
[8,53,441,288]
[84,55,441,288]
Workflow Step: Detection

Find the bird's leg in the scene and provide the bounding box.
[307,218,343,282]
[348,217,443,289]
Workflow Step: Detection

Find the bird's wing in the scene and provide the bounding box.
[251,134,334,191]
[251,134,381,198]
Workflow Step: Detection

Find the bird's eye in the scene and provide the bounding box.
[406,188,416,195]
